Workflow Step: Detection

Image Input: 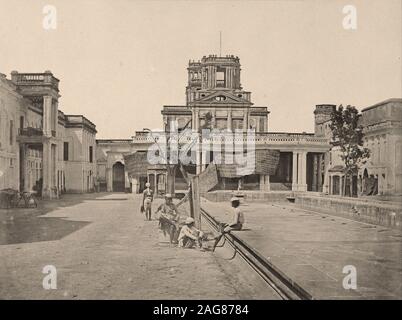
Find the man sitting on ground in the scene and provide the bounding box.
[178,217,204,249]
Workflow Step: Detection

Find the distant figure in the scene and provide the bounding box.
[33,178,43,197]
[178,217,204,249]
[156,194,180,244]
[212,196,244,251]
[142,182,154,220]
[94,175,100,193]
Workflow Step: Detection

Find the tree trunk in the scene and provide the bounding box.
[166,165,176,195]
[349,175,354,197]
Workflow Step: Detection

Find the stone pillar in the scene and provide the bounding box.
[201,150,207,172]
[124,170,130,191]
[42,142,51,198]
[259,175,271,191]
[263,175,270,191]
[329,175,332,195]
[317,154,323,192]
[292,151,298,191]
[53,100,58,135]
[107,167,113,192]
[19,145,28,192]
[339,175,343,196]
[312,154,318,191]
[131,177,138,193]
[228,109,232,131]
[43,96,53,137]
[298,151,307,192]
[297,152,302,190]
[243,109,249,132]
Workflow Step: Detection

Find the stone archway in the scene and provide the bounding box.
[112,162,125,192]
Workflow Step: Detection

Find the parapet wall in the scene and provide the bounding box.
[295,194,402,230]
[204,190,293,203]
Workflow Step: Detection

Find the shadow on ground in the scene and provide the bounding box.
[0,193,120,245]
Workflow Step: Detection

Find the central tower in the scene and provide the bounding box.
[162,54,268,134]
[186,54,251,105]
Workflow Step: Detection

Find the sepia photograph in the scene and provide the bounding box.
[0,0,401,312]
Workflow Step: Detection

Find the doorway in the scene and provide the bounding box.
[112,162,125,192]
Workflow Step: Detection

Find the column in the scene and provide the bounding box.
[42,142,51,198]
[43,96,53,137]
[228,109,232,130]
[265,175,270,191]
[201,150,207,172]
[53,100,58,136]
[339,175,343,196]
[317,154,323,192]
[259,175,265,191]
[292,151,298,191]
[297,151,302,190]
[329,175,332,195]
[243,109,249,132]
[357,175,362,196]
[259,175,271,191]
[131,177,138,194]
[20,145,28,192]
[312,154,318,191]
[299,151,307,192]
[125,170,130,191]
[107,167,113,192]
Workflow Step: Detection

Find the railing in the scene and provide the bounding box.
[216,80,225,88]
[11,72,59,90]
[131,131,330,146]
[200,207,312,300]
[18,127,43,137]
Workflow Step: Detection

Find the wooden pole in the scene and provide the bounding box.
[191,176,201,229]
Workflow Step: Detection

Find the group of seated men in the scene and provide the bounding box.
[142,184,244,250]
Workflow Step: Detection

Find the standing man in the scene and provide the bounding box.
[142,182,154,221]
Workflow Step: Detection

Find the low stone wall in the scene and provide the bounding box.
[204,190,293,203]
[295,195,402,230]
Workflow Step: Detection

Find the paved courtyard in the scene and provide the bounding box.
[201,198,402,299]
[0,193,278,299]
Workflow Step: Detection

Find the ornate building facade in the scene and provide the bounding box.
[96,55,401,197]
[128,55,331,193]
[0,71,97,198]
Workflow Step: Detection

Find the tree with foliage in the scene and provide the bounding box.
[329,105,370,197]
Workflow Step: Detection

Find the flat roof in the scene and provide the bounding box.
[361,98,402,112]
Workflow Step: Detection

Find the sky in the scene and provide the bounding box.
[0,0,401,138]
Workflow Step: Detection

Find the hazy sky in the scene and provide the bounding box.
[0,0,401,138]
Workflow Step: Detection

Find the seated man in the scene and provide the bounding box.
[156,194,180,244]
[178,217,204,249]
[212,196,244,251]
